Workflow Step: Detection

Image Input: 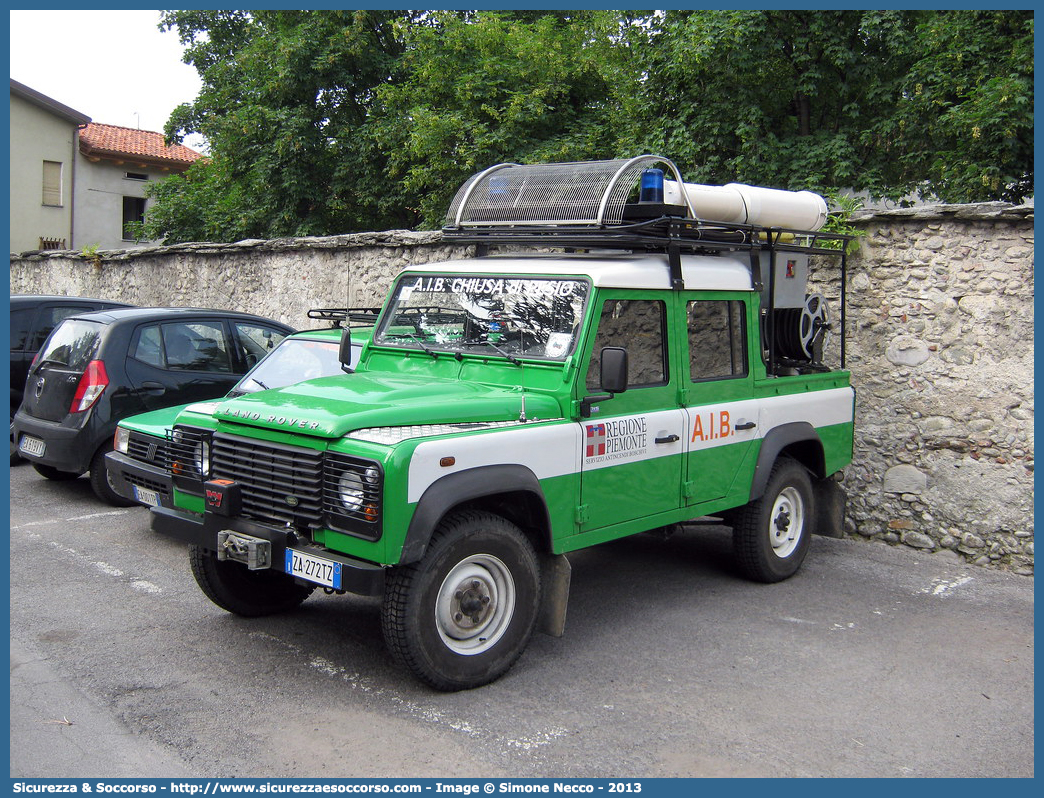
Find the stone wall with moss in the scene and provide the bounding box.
[10,203,1033,572]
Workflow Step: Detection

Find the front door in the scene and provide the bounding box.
[579,294,685,530]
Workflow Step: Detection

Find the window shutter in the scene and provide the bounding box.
[42,161,62,206]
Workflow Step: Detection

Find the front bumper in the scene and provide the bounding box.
[150,505,385,597]
[105,450,173,508]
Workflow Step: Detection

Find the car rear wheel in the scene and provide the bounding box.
[32,462,81,481]
[732,457,814,583]
[189,545,315,617]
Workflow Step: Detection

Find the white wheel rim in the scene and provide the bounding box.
[435,554,515,656]
[769,487,804,559]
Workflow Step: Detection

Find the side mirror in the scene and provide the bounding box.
[339,329,354,372]
[600,347,628,394]
[580,347,629,418]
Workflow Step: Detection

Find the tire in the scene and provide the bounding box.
[32,462,81,481]
[382,509,541,691]
[189,545,315,617]
[89,445,137,506]
[732,457,814,583]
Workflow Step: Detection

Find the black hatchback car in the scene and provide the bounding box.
[12,307,294,504]
[10,294,134,462]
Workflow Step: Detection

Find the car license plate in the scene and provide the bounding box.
[286,548,342,590]
[133,485,160,507]
[18,435,45,457]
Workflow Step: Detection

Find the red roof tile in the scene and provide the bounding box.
[79,123,202,168]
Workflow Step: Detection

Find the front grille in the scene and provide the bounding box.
[210,433,325,528]
[126,471,171,497]
[127,432,169,470]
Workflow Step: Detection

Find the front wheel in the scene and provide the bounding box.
[732,457,814,583]
[189,545,315,617]
[382,510,541,691]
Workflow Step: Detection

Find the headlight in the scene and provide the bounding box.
[113,426,130,454]
[171,428,211,478]
[337,470,365,511]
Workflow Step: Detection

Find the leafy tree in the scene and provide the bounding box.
[142,10,1032,243]
[887,11,1034,203]
[142,10,413,242]
[369,10,650,226]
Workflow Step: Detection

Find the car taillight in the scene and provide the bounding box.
[70,360,109,413]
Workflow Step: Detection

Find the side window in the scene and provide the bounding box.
[131,325,164,367]
[163,322,233,373]
[30,305,94,351]
[688,300,746,381]
[10,308,34,351]
[585,299,667,390]
[234,322,287,367]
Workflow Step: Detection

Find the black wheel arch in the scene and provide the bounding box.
[750,422,825,501]
[399,464,552,564]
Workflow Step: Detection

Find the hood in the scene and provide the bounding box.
[117,400,222,438]
[211,372,561,439]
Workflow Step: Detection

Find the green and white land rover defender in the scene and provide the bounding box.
[152,157,855,690]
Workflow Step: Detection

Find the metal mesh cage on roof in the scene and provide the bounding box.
[444,156,689,229]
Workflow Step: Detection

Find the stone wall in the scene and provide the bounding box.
[10,203,1034,573]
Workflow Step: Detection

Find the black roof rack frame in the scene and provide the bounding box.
[442,215,853,372]
[307,307,382,329]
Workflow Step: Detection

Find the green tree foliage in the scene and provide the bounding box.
[143,10,1033,243]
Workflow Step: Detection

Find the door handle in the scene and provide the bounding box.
[735,421,757,431]
[140,381,166,395]
[655,434,680,444]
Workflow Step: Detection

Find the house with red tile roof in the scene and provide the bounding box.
[75,122,202,249]
[9,79,202,253]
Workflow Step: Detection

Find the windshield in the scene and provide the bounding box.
[375,275,589,361]
[35,320,101,371]
[228,337,344,396]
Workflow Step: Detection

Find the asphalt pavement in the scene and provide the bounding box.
[8,460,1034,778]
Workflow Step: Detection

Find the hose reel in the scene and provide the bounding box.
[774,293,831,363]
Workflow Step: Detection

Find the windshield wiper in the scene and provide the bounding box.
[34,357,70,369]
[467,339,522,367]
[385,333,438,359]
[246,376,271,390]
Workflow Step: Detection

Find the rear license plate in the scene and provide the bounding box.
[286,549,342,590]
[133,485,160,507]
[18,435,45,457]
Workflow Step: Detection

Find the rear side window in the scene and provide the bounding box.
[36,320,101,371]
[10,308,34,351]
[30,305,95,350]
[687,300,747,381]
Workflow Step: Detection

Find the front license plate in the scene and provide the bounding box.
[286,549,342,590]
[133,485,160,507]
[18,435,45,457]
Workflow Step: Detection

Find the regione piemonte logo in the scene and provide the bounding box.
[585,423,606,457]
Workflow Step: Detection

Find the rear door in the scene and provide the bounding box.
[19,319,103,422]
[680,294,759,505]
[124,318,243,410]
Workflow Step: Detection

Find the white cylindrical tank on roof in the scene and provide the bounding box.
[664,180,828,231]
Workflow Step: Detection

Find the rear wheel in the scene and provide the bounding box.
[89,445,136,506]
[190,545,315,617]
[732,457,814,583]
[382,510,540,691]
[32,462,81,481]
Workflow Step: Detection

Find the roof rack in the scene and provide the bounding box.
[307,307,382,329]
[441,156,854,372]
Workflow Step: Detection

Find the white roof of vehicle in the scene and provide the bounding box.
[403,252,754,292]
